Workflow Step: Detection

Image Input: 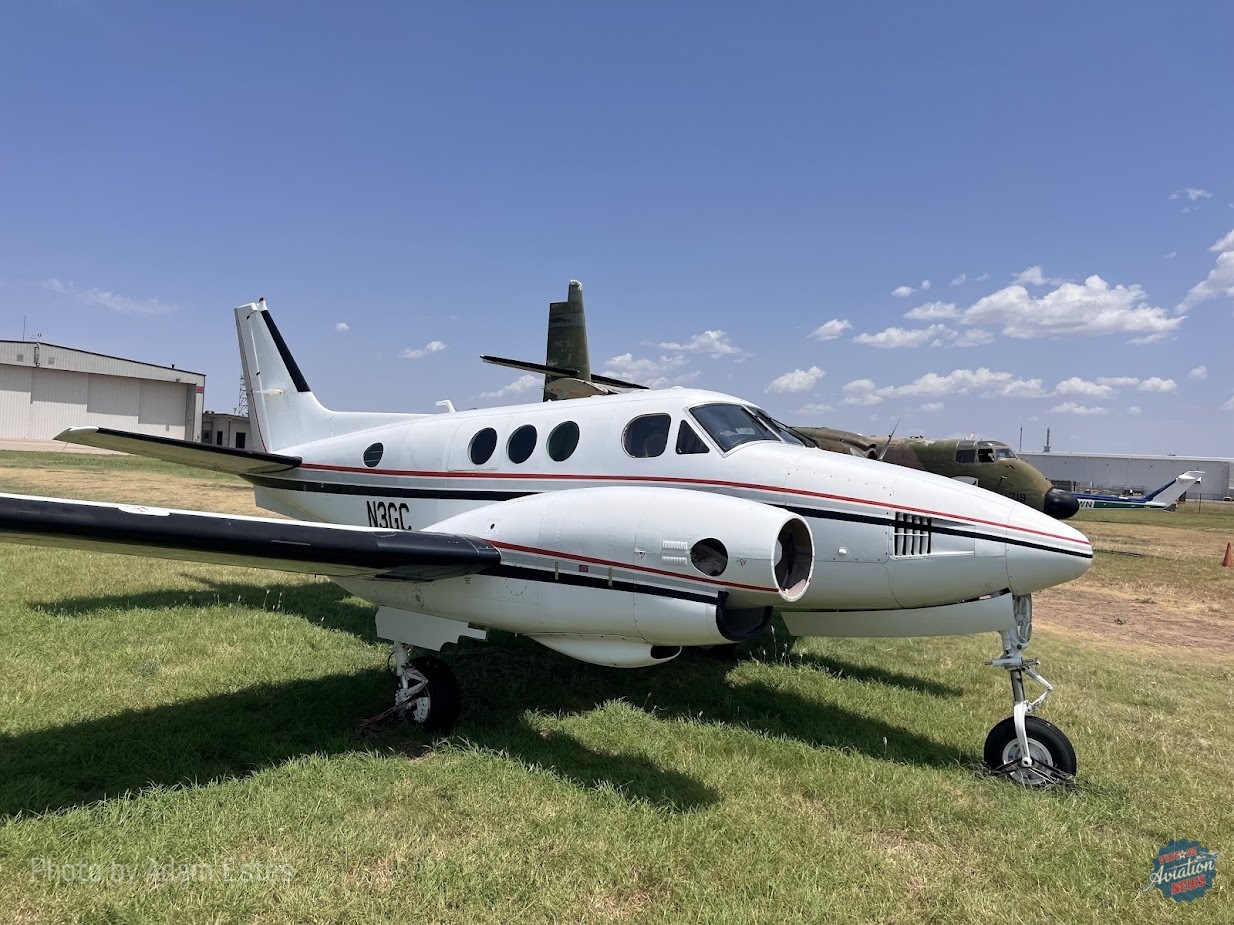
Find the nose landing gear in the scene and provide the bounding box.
[984,595,1076,786]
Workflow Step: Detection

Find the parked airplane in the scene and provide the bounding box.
[0,301,1093,784]
[483,281,1079,520]
[1072,471,1203,511]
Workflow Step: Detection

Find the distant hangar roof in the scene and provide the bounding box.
[0,341,205,385]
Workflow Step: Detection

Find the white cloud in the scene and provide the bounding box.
[891,285,915,297]
[479,373,540,399]
[919,401,944,413]
[767,366,824,393]
[1179,229,1234,310]
[652,330,748,358]
[1096,376,1141,388]
[963,276,1183,341]
[975,272,990,282]
[1128,406,1142,415]
[1138,376,1177,393]
[950,274,967,287]
[920,279,932,290]
[1189,365,1208,381]
[400,340,446,359]
[840,379,884,405]
[1054,377,1114,399]
[1011,265,1066,287]
[903,301,959,320]
[42,278,173,314]
[893,368,1046,399]
[1222,395,1234,412]
[1051,402,1108,415]
[601,353,698,389]
[1169,188,1212,201]
[809,319,852,341]
[1164,251,1177,260]
[335,322,350,333]
[951,328,994,347]
[797,402,834,415]
[853,324,951,349]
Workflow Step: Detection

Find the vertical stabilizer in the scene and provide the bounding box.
[1145,470,1203,507]
[544,280,589,401]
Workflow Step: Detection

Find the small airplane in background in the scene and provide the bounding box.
[1072,471,1203,511]
[0,299,1093,785]
[483,280,1080,521]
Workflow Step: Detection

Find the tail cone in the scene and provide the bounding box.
[1223,543,1233,568]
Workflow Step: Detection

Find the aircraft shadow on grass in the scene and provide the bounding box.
[5,579,974,819]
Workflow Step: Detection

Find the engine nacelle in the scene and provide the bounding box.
[387,487,813,652]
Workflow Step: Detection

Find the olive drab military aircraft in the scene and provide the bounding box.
[484,280,1080,521]
[0,300,1093,785]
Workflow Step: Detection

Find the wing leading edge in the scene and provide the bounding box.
[56,427,302,475]
[0,493,499,581]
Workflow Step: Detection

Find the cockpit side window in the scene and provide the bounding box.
[977,447,995,463]
[955,448,977,464]
[623,414,671,458]
[676,420,710,455]
[995,447,1017,460]
[689,403,779,452]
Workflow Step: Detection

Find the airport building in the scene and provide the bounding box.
[0,340,204,442]
[201,411,251,449]
[1020,451,1234,502]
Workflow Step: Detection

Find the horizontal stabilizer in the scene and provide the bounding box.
[480,355,647,390]
[0,493,500,581]
[57,427,302,475]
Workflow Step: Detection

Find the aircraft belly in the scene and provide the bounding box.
[782,593,1017,638]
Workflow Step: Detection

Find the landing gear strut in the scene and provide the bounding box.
[389,643,461,733]
[983,595,1076,786]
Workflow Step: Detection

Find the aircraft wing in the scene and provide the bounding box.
[57,426,301,475]
[0,493,499,581]
[481,355,648,391]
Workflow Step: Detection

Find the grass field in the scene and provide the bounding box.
[0,454,1231,923]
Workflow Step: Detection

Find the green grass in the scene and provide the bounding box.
[0,450,242,483]
[0,457,1231,922]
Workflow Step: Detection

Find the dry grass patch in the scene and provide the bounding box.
[0,467,272,517]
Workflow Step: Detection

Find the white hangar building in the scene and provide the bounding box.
[0,340,204,442]
[1020,451,1234,502]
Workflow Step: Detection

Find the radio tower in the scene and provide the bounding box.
[236,377,249,417]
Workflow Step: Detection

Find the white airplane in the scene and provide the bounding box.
[1073,471,1203,511]
[0,301,1094,784]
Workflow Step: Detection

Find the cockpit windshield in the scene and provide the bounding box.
[689,403,782,452]
[750,408,807,446]
[995,447,1017,460]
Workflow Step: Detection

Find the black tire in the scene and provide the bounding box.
[983,715,1076,785]
[403,655,461,734]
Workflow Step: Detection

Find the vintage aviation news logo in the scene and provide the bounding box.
[1143,839,1219,902]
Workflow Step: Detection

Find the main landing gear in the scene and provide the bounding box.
[389,643,461,733]
[983,595,1076,786]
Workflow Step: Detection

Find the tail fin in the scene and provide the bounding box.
[544,280,591,401]
[235,300,418,452]
[1144,470,1204,507]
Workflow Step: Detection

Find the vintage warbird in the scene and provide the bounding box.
[484,280,1080,521]
[0,301,1093,784]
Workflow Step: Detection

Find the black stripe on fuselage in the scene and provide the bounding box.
[483,563,717,605]
[244,475,1092,560]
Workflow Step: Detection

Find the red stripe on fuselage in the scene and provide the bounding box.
[297,463,1091,549]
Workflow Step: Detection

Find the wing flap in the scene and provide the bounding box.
[0,493,499,581]
[56,427,302,475]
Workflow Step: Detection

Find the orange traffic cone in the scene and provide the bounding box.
[1223,543,1233,568]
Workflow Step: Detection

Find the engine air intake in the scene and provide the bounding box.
[894,512,933,557]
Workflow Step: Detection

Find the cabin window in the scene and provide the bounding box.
[363,442,383,467]
[623,414,671,458]
[547,421,580,461]
[469,428,498,465]
[955,448,976,464]
[676,421,710,455]
[689,403,779,452]
[507,424,537,464]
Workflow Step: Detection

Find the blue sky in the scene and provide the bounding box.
[3,3,1233,454]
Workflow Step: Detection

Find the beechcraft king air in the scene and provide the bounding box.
[0,301,1094,784]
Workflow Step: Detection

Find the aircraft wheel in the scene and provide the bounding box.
[402,656,461,733]
[983,715,1076,786]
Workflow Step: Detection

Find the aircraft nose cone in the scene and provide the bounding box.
[1006,505,1092,593]
[1043,487,1080,520]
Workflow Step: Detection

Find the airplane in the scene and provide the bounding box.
[1071,471,1203,511]
[0,300,1094,785]
[483,281,1080,521]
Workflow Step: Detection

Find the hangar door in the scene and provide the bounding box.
[137,380,188,437]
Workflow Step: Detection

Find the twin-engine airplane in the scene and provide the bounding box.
[0,301,1094,784]
[1071,470,1203,511]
